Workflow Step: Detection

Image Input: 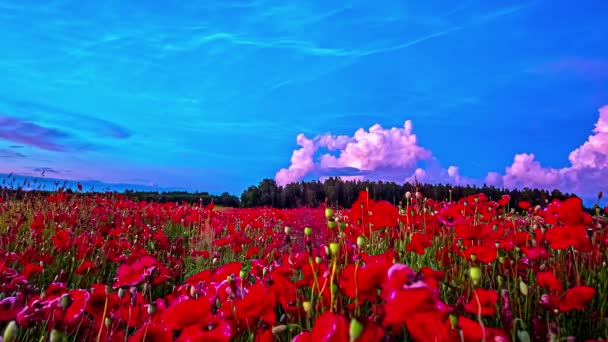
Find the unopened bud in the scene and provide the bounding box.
[357,236,367,248]
[303,301,312,313]
[328,221,337,229]
[325,208,334,219]
[239,269,248,279]
[329,243,340,256]
[519,281,529,296]
[449,314,458,329]
[284,226,291,234]
[3,320,17,342]
[469,267,482,285]
[349,318,364,342]
[105,316,112,328]
[50,329,65,342]
[517,330,531,342]
[405,192,411,199]
[304,227,312,237]
[118,288,126,299]
[60,293,72,310]
[315,256,322,264]
[148,303,157,315]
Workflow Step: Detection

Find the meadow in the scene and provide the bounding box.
[0,188,606,341]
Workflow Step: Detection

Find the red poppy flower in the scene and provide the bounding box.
[113,256,157,288]
[465,288,498,316]
[74,260,95,275]
[164,297,212,331]
[518,201,531,210]
[558,286,596,312]
[406,233,433,255]
[536,271,563,294]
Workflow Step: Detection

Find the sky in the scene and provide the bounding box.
[0,0,607,200]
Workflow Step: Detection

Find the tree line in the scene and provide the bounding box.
[240,178,588,210]
[1,177,598,213]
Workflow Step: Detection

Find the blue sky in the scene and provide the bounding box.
[0,0,607,197]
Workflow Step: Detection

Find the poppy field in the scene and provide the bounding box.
[0,189,607,342]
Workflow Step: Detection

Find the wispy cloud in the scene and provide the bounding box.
[0,115,69,151]
[0,148,25,159]
[0,96,132,139]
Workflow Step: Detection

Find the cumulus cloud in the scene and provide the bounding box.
[277,104,608,201]
[276,120,440,186]
[487,105,608,198]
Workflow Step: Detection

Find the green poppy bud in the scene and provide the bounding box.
[329,243,340,256]
[469,266,482,285]
[349,318,364,342]
[3,321,17,342]
[304,227,312,237]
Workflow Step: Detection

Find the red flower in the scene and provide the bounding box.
[518,201,531,210]
[128,322,172,342]
[406,233,433,255]
[293,312,348,342]
[536,271,563,294]
[465,288,498,316]
[164,297,213,331]
[558,286,596,312]
[74,260,95,275]
[113,256,157,288]
[52,230,71,252]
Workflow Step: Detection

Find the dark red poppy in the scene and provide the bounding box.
[518,201,531,210]
[558,286,596,312]
[406,233,433,255]
[536,271,563,294]
[465,288,498,316]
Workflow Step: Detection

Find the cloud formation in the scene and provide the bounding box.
[0,115,69,151]
[486,105,608,198]
[277,105,608,200]
[276,120,449,186]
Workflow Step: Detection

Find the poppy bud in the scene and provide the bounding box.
[284,226,291,234]
[239,269,248,279]
[60,293,72,310]
[405,191,411,199]
[118,288,126,299]
[517,330,531,342]
[105,317,112,328]
[519,281,529,296]
[328,221,337,229]
[339,222,346,230]
[449,314,458,329]
[349,318,364,342]
[304,227,312,237]
[272,325,288,335]
[50,329,65,342]
[357,236,367,248]
[497,275,503,287]
[329,243,340,256]
[302,301,312,313]
[469,266,482,285]
[325,207,334,219]
[315,256,322,264]
[470,254,476,262]
[148,303,157,315]
[3,321,17,342]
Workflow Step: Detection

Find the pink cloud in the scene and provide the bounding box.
[277,105,608,201]
[275,120,435,186]
[488,105,608,198]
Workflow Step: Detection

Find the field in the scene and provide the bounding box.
[0,189,606,342]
